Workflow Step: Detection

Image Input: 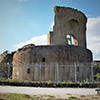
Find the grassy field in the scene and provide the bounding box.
[0,93,77,100]
[0,93,100,100]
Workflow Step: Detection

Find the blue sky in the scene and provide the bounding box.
[0,0,100,60]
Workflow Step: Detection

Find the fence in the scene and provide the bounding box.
[13,62,94,82]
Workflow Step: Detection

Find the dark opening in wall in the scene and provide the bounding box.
[42,58,45,62]
[27,68,30,74]
[77,66,79,72]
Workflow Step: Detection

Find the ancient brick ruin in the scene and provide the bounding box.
[12,6,93,82]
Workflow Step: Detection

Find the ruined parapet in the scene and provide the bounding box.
[13,44,92,64]
[48,6,87,48]
[13,6,93,82]
[13,44,92,81]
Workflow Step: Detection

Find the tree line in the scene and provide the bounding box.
[0,50,16,78]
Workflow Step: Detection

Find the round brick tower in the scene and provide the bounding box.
[13,6,93,82]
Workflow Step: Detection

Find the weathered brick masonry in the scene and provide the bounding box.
[13,6,93,82]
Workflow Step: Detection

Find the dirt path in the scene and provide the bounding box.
[0,86,98,99]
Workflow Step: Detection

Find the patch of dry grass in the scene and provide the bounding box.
[0,93,100,100]
[80,95,100,100]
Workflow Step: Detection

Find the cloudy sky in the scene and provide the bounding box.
[0,0,100,60]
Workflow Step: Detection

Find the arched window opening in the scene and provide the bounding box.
[68,19,79,30]
[66,34,78,46]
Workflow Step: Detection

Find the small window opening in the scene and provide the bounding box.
[42,57,45,62]
[77,67,79,72]
[27,68,30,74]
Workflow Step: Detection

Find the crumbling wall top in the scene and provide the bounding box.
[54,6,87,22]
[48,6,87,48]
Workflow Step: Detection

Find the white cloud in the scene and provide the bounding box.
[13,34,47,50]
[50,21,54,28]
[87,17,100,60]
[13,17,100,60]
